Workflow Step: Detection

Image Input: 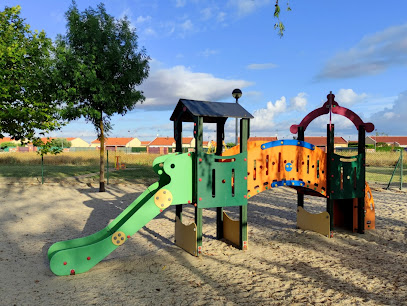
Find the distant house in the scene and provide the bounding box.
[140,140,151,147]
[249,136,278,143]
[91,137,141,150]
[147,136,196,154]
[147,137,175,154]
[0,137,19,145]
[66,137,89,147]
[0,137,20,151]
[171,137,195,152]
[304,136,348,152]
[366,136,407,148]
[237,136,278,143]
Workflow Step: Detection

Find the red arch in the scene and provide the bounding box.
[290,93,374,134]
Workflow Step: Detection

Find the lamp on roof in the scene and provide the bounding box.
[232,88,242,145]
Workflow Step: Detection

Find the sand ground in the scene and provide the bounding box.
[0,181,406,305]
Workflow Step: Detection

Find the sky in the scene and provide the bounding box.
[3,0,407,143]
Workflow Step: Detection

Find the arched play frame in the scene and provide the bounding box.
[290,92,375,236]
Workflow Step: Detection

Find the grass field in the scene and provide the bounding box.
[0,151,405,186]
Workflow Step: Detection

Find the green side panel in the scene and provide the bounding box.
[197,152,248,208]
[161,152,193,205]
[330,153,364,199]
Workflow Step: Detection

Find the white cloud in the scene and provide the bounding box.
[370,90,407,135]
[179,19,194,36]
[138,65,253,110]
[228,0,271,17]
[250,92,308,132]
[136,15,152,23]
[383,112,396,119]
[290,92,307,111]
[143,27,157,36]
[119,8,133,20]
[201,7,212,20]
[247,63,278,70]
[175,0,187,8]
[250,96,287,131]
[217,12,226,22]
[198,48,219,57]
[317,23,407,79]
[335,89,367,106]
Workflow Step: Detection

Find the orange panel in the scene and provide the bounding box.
[225,141,327,198]
[364,183,375,230]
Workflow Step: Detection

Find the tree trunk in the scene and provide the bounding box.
[99,115,105,192]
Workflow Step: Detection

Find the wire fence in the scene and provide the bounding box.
[0,149,405,189]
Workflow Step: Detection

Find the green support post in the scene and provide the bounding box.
[194,116,203,254]
[174,119,183,221]
[195,207,203,254]
[239,118,249,249]
[357,125,366,234]
[106,150,109,185]
[41,155,44,185]
[326,124,334,233]
[216,119,226,239]
[297,126,304,208]
[401,150,404,190]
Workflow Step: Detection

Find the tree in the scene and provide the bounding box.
[0,6,62,143]
[52,138,72,148]
[0,141,17,150]
[55,2,150,191]
[36,138,63,184]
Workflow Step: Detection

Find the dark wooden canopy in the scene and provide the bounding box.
[170,99,253,123]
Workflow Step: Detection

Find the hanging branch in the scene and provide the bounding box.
[274,0,291,37]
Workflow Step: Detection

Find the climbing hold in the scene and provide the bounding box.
[199,197,202,201]
[154,189,173,209]
[70,269,75,275]
[87,257,91,261]
[112,231,126,246]
[63,262,67,266]
[199,158,202,162]
[199,178,202,182]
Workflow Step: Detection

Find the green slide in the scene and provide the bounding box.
[48,152,193,276]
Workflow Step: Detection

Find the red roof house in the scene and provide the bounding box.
[366,136,407,148]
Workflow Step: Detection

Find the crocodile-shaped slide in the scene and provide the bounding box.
[48,152,193,276]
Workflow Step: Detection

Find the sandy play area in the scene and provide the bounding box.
[0,181,406,305]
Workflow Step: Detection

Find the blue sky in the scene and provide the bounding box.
[3,0,407,143]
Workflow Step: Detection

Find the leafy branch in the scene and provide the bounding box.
[274,0,291,37]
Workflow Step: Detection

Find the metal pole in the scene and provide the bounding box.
[41,155,44,185]
[235,97,238,146]
[400,149,403,190]
[107,149,109,185]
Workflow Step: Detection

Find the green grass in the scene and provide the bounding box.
[0,165,100,178]
[97,166,159,184]
[0,164,159,185]
[366,166,407,184]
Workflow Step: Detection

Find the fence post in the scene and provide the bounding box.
[41,155,44,185]
[107,149,109,185]
[400,149,403,190]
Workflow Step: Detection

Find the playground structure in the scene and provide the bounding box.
[115,155,126,170]
[48,92,376,276]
